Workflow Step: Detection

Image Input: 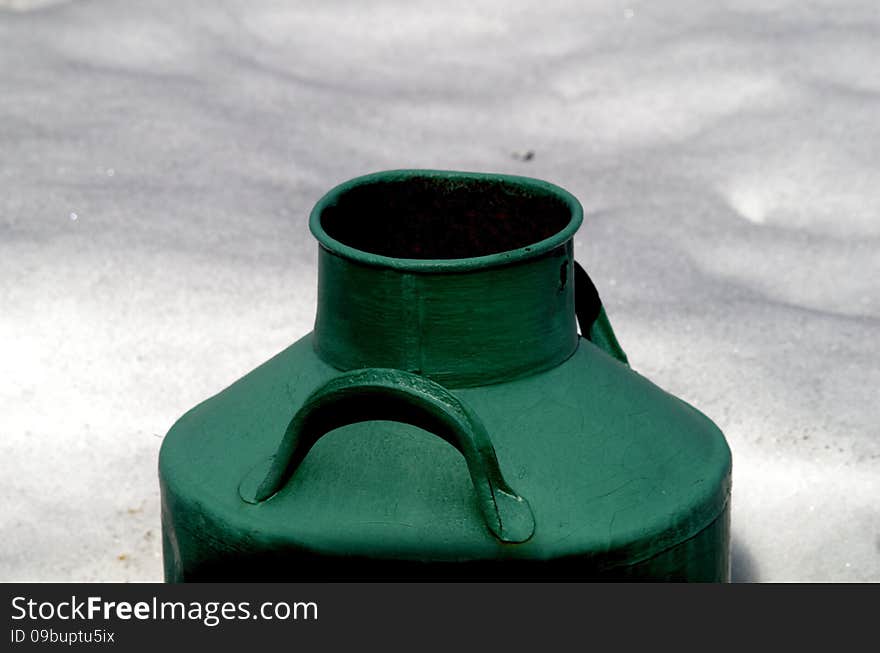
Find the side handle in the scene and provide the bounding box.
[574,261,629,365]
[239,368,535,544]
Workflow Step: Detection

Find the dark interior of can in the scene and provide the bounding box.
[319,176,573,259]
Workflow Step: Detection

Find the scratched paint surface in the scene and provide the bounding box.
[1,0,878,581]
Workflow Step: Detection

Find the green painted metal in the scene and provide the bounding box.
[159,169,732,581]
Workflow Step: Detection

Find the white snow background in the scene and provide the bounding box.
[1,0,877,582]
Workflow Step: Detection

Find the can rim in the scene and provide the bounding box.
[309,169,584,272]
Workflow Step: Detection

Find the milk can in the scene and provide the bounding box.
[159,170,731,581]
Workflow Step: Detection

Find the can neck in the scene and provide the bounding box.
[313,243,578,388]
[307,170,584,388]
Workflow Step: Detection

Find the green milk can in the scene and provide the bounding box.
[159,170,732,581]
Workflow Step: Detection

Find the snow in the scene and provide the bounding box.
[1,0,877,582]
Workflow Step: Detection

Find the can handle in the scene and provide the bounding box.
[574,261,629,365]
[239,368,535,544]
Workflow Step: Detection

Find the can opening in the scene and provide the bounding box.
[318,175,573,260]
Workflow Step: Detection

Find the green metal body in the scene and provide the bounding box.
[159,170,731,581]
